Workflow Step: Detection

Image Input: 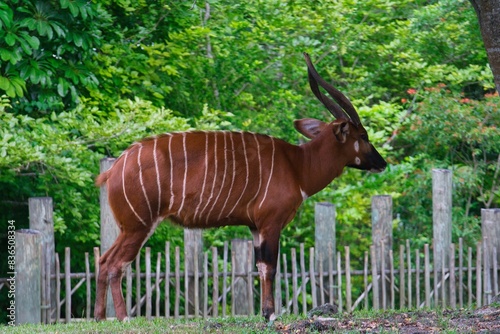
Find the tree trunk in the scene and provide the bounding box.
[470,0,500,93]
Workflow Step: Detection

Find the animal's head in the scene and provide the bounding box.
[295,53,387,173]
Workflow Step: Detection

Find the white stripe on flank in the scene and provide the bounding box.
[153,137,161,216]
[247,133,263,220]
[227,132,249,217]
[194,132,209,222]
[207,132,228,221]
[177,133,188,215]
[122,151,147,226]
[259,137,275,209]
[200,132,218,222]
[168,135,175,211]
[218,132,237,220]
[137,143,153,222]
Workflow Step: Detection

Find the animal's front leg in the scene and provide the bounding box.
[253,228,280,322]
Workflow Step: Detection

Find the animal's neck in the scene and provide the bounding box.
[298,135,346,197]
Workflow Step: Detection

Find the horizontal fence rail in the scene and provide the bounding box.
[2,238,498,323]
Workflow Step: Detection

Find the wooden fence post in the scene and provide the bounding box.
[184,229,203,315]
[99,157,119,318]
[28,197,55,323]
[231,239,252,315]
[481,208,500,303]
[314,202,336,303]
[432,169,452,306]
[371,195,393,308]
[15,229,42,324]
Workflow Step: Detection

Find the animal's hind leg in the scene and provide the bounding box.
[94,241,120,321]
[105,230,151,321]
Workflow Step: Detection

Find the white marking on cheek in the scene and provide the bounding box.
[354,140,359,153]
[355,157,361,165]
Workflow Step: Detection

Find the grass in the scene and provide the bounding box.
[1,315,286,334]
[1,307,490,333]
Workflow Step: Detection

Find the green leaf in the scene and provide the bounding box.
[0,4,13,29]
[0,76,10,90]
[5,33,16,46]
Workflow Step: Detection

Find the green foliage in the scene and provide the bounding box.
[0,0,498,322]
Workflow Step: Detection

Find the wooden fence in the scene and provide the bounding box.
[2,236,499,323]
[2,167,500,324]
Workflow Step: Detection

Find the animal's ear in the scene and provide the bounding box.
[294,118,328,139]
[332,121,350,143]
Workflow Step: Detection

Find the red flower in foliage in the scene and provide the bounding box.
[460,98,471,104]
[407,88,417,95]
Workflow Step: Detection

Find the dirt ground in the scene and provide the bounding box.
[274,303,500,333]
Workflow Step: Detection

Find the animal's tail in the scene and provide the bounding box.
[95,170,111,187]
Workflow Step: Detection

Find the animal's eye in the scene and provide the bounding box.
[361,134,369,141]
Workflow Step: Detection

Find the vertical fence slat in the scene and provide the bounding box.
[476,242,482,308]
[381,242,386,310]
[185,247,189,318]
[424,244,430,308]
[175,246,180,319]
[156,252,161,318]
[337,251,343,312]
[441,248,446,308]
[494,247,498,297]
[246,241,254,316]
[328,243,334,305]
[310,247,317,309]
[406,240,412,309]
[194,242,199,319]
[364,251,369,310]
[415,249,420,309]
[468,246,473,307]
[345,246,352,312]
[399,244,405,309]
[165,242,170,318]
[390,249,395,309]
[370,245,378,310]
[126,264,132,316]
[85,252,91,320]
[211,246,218,318]
[275,252,282,316]
[135,254,141,317]
[203,252,208,319]
[222,241,228,317]
[145,247,152,320]
[450,244,456,309]
[291,248,298,315]
[283,253,290,314]
[300,244,307,315]
[65,247,71,323]
[56,252,61,323]
[231,248,235,317]
[318,253,324,306]
[459,238,464,308]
